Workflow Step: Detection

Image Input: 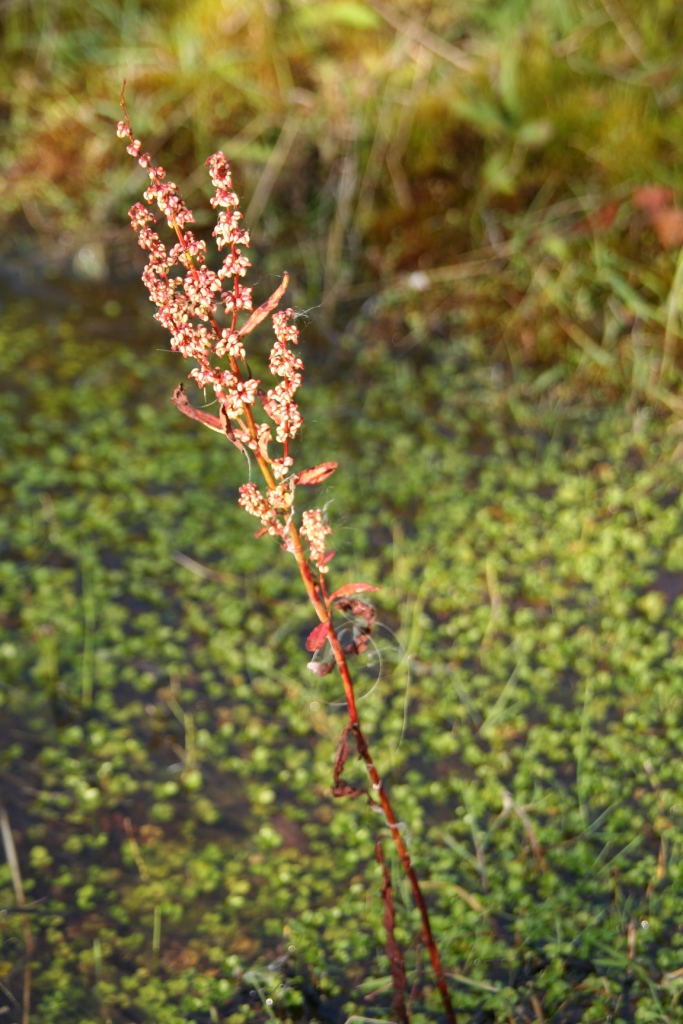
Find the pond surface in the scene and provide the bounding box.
[3,262,683,1024]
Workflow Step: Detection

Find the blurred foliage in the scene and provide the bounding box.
[2,0,683,321]
[2,283,683,1020]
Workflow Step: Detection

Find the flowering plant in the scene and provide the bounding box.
[117,91,456,1024]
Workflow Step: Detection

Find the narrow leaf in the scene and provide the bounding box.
[171,384,222,432]
[305,621,330,652]
[172,385,244,451]
[329,582,380,602]
[296,462,338,485]
[219,404,245,452]
[333,726,351,787]
[238,273,289,337]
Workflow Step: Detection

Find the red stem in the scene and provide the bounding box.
[287,537,457,1023]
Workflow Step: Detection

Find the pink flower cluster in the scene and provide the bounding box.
[117,105,332,573]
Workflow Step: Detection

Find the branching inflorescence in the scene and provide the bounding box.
[117,90,456,1024]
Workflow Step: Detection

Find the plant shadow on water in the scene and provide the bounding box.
[3,260,683,1024]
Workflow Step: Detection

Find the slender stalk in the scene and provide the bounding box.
[211,274,457,1024]
[292,546,457,1023]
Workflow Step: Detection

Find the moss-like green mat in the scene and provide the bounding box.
[2,289,683,1023]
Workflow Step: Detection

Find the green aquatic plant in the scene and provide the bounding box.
[117,91,456,1024]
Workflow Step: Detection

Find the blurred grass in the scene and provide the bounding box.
[2,0,683,361]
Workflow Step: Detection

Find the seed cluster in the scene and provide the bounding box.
[117,107,331,572]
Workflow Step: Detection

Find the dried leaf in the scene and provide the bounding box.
[333,726,351,788]
[305,621,330,652]
[296,462,338,485]
[171,384,222,432]
[343,631,371,656]
[172,385,244,451]
[238,273,289,337]
[335,598,375,628]
[219,404,245,452]
[332,782,365,799]
[329,582,380,603]
[306,660,334,677]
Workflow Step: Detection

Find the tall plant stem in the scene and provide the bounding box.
[288,537,457,1024]
[118,104,454,1022]
[327,629,456,1024]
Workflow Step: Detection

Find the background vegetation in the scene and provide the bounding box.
[2,1,683,1022]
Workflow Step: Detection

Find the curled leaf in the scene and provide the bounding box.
[238,273,289,337]
[335,598,375,628]
[296,462,338,485]
[306,660,334,677]
[305,621,330,652]
[172,384,221,432]
[219,404,245,452]
[172,385,244,451]
[332,782,365,799]
[329,582,380,603]
[343,631,371,656]
[333,726,351,788]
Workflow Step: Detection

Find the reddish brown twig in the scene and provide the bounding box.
[376,840,409,1024]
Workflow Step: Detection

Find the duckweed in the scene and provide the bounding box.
[2,287,683,1022]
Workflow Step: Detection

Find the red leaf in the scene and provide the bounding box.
[306,660,334,677]
[238,273,289,338]
[305,622,330,652]
[328,583,380,603]
[296,462,338,485]
[171,385,244,451]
